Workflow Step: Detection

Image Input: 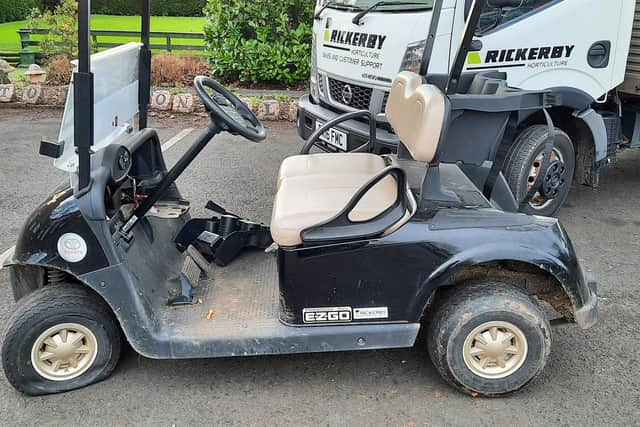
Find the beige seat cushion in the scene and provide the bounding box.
[385,71,446,163]
[271,173,398,247]
[277,153,387,189]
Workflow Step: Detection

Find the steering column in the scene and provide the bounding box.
[118,76,267,241]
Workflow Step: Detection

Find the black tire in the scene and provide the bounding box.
[2,283,122,395]
[503,125,575,217]
[426,282,551,397]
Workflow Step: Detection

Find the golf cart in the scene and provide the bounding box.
[0,0,597,397]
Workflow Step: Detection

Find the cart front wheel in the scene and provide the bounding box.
[426,281,551,397]
[2,283,121,395]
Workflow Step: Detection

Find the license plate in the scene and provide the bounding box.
[316,121,348,151]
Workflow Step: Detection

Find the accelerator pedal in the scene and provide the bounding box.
[168,251,204,306]
[187,245,215,277]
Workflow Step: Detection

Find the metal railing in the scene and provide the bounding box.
[17,28,205,66]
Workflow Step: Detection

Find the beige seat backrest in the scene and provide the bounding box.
[385,71,446,164]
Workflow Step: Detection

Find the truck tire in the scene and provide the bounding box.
[426,281,551,397]
[504,125,575,217]
[1,283,122,396]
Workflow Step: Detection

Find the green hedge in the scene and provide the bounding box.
[39,0,61,11]
[0,0,205,23]
[91,0,206,16]
[204,0,313,84]
[0,0,39,23]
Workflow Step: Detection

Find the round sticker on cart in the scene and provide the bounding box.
[57,233,88,263]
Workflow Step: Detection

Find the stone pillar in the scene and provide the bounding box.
[151,90,173,111]
[23,85,43,104]
[258,100,280,121]
[288,101,299,122]
[172,93,195,113]
[0,84,15,102]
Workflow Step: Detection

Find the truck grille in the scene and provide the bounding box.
[328,78,372,110]
[381,92,390,113]
[318,76,325,96]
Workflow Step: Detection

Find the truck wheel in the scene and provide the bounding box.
[504,125,575,217]
[426,282,551,397]
[1,283,121,396]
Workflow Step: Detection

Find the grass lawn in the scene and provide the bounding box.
[0,20,25,52]
[0,15,205,53]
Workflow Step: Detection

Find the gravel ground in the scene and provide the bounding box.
[0,107,638,426]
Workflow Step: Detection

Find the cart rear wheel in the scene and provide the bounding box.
[426,282,551,397]
[2,283,121,395]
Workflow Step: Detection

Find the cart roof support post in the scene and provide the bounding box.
[74,0,94,192]
[139,0,151,130]
[420,0,488,93]
[419,0,444,76]
[446,0,487,94]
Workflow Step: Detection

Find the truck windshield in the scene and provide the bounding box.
[326,0,433,12]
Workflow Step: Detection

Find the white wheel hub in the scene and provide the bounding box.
[31,323,98,382]
[463,321,528,379]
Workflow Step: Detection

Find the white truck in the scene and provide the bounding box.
[297,0,640,216]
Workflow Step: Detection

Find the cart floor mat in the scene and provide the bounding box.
[156,251,280,338]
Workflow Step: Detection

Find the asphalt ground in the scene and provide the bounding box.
[0,107,638,426]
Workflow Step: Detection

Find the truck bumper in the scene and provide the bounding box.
[297,95,399,153]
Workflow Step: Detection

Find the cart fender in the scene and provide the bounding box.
[0,246,15,269]
[417,239,597,329]
[5,184,111,300]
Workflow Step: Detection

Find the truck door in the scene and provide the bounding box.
[465,0,628,100]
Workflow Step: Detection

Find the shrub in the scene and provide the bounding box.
[0,0,39,23]
[152,53,209,87]
[27,0,79,59]
[203,0,313,85]
[39,0,61,11]
[91,0,206,16]
[46,55,73,85]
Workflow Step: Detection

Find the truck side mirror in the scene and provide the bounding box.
[476,9,501,34]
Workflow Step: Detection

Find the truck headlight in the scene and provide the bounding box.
[311,76,320,101]
[400,39,427,73]
[310,32,320,101]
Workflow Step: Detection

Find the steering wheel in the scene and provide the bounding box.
[194,76,266,142]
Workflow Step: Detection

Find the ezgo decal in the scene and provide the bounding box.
[303,306,390,323]
[303,307,353,323]
[467,44,576,70]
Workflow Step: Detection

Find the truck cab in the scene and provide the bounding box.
[299,0,637,217]
[299,0,437,152]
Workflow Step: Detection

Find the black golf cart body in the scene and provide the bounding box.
[2,160,597,358]
[0,0,596,395]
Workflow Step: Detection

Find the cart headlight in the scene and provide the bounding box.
[400,39,427,73]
